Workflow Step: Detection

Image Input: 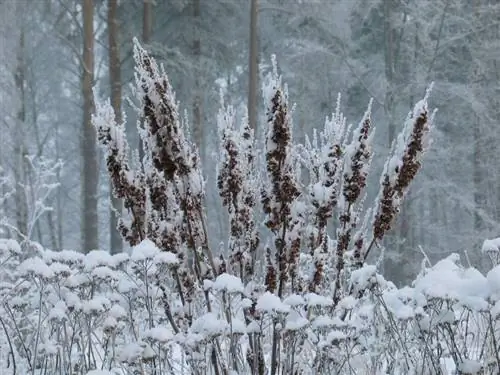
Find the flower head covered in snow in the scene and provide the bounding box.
[93,87,147,247]
[333,101,374,305]
[299,95,349,293]
[217,95,260,282]
[261,56,304,297]
[96,41,222,343]
[369,85,434,261]
[133,39,216,283]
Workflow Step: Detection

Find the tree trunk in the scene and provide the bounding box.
[143,0,152,44]
[14,27,28,240]
[383,0,396,145]
[107,0,123,254]
[81,0,99,253]
[248,0,259,135]
[192,0,203,157]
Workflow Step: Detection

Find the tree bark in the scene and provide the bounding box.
[383,0,396,145]
[81,0,99,253]
[14,27,28,240]
[192,0,203,157]
[107,0,123,254]
[248,0,259,135]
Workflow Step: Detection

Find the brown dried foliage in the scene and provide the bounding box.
[372,108,429,244]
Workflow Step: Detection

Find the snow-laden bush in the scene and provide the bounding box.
[1,239,500,374]
[7,40,493,375]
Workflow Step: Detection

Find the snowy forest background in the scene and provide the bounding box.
[1,0,500,374]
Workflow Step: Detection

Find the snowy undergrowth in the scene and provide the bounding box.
[1,238,500,374]
[4,41,498,375]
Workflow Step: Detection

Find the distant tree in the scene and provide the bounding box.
[81,0,99,253]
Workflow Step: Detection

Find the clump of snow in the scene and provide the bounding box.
[119,342,144,364]
[283,294,305,306]
[458,359,482,374]
[154,251,178,265]
[190,313,228,336]
[131,239,160,262]
[85,250,115,271]
[256,292,290,313]
[143,326,173,343]
[212,273,244,294]
[0,239,21,254]
[305,293,333,307]
[20,257,54,279]
[414,254,489,310]
[350,265,377,291]
[48,301,68,322]
[487,265,500,295]
[481,237,500,253]
[86,370,116,375]
[285,310,309,331]
[82,296,111,315]
[109,304,127,319]
[229,318,246,334]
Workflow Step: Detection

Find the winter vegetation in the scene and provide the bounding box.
[1,39,500,375]
[1,0,500,374]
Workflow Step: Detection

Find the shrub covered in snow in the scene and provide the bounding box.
[2,239,500,374]
[5,41,497,375]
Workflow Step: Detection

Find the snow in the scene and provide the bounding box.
[486,265,500,295]
[84,250,116,270]
[256,292,290,313]
[48,300,68,322]
[285,310,309,331]
[212,273,244,293]
[86,371,116,375]
[92,265,118,280]
[458,359,482,374]
[283,294,306,306]
[109,304,127,319]
[119,342,144,364]
[143,326,173,343]
[414,254,490,310]
[190,313,228,336]
[0,239,21,254]
[131,239,159,262]
[481,237,500,253]
[304,293,333,307]
[20,256,54,279]
[82,296,111,315]
[350,265,377,291]
[154,251,178,265]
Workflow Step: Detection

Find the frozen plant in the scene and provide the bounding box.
[95,41,435,374]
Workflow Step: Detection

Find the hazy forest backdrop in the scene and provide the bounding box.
[1,0,499,285]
